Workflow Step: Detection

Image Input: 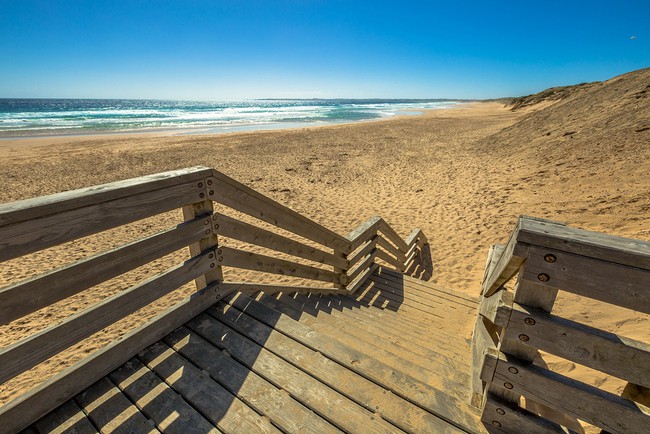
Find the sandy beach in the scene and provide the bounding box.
[1,81,649,421]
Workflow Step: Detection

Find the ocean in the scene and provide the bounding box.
[0,99,458,138]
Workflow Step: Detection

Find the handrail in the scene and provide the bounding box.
[0,167,429,431]
[471,216,650,433]
[343,216,429,292]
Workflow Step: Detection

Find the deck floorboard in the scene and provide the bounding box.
[29,267,484,434]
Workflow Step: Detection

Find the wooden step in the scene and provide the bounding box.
[186,310,413,433]
[373,268,478,306]
[221,293,483,432]
[33,400,101,434]
[109,358,219,434]
[255,293,471,400]
[75,377,160,434]
[164,327,343,434]
[275,292,471,354]
[258,291,470,367]
[203,299,466,433]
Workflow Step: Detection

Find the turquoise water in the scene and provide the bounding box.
[0,99,459,137]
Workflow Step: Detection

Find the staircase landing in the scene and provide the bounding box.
[29,268,484,434]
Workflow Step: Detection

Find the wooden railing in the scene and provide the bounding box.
[0,166,428,432]
[471,216,650,433]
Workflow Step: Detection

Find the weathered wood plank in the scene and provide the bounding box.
[109,358,219,434]
[482,352,650,434]
[213,212,346,268]
[346,216,381,252]
[373,266,479,304]
[202,303,464,433]
[262,293,472,386]
[0,281,227,434]
[518,217,650,270]
[218,246,341,284]
[375,247,403,271]
[0,167,211,226]
[0,180,204,262]
[521,245,650,314]
[0,216,209,325]
[471,316,499,408]
[376,235,405,261]
[256,293,469,401]
[139,341,282,434]
[346,250,377,283]
[347,236,377,268]
[482,393,565,434]
[481,222,529,297]
[347,263,379,294]
[223,293,482,432]
[188,311,407,434]
[362,296,471,332]
[75,377,158,433]
[0,251,216,385]
[493,268,560,421]
[166,327,343,434]
[286,291,471,363]
[482,245,505,293]
[378,220,408,252]
[208,170,350,251]
[405,228,428,248]
[32,399,99,434]
[478,290,513,328]
[504,303,650,388]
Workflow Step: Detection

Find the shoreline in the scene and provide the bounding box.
[0,100,465,141]
[0,102,489,151]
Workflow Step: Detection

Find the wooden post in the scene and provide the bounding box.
[182,181,222,290]
[333,250,348,290]
[487,270,584,431]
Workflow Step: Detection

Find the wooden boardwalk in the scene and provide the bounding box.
[28,267,484,434]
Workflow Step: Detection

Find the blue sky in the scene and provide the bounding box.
[1,0,648,99]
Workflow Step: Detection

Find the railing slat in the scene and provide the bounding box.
[504,303,650,388]
[347,263,379,294]
[0,216,210,325]
[0,251,216,384]
[518,217,650,270]
[347,237,377,268]
[347,250,377,282]
[481,225,528,297]
[218,246,341,284]
[213,212,347,269]
[520,245,650,314]
[376,235,404,262]
[208,171,349,251]
[0,282,227,434]
[0,181,205,262]
[482,352,650,434]
[346,216,381,252]
[377,221,408,252]
[483,392,566,433]
[375,248,403,271]
[0,167,211,226]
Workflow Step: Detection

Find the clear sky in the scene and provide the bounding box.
[1,0,648,100]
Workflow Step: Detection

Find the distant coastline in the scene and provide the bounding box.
[0,98,464,138]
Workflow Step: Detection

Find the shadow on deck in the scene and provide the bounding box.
[30,267,483,434]
[6,168,648,434]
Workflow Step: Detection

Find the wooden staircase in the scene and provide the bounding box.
[28,267,484,434]
[2,167,648,434]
